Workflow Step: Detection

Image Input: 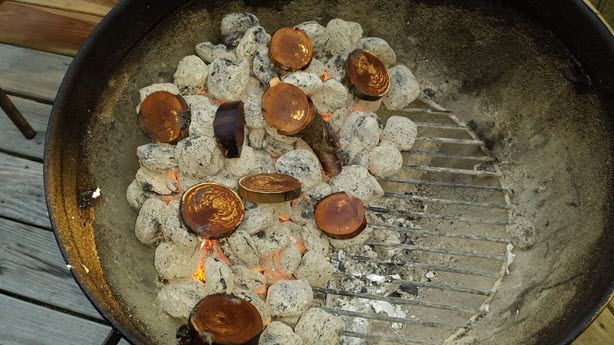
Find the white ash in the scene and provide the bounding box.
[187,96,218,138]
[253,150,276,173]
[328,107,350,133]
[324,55,347,81]
[425,271,436,279]
[224,145,257,177]
[294,251,333,288]
[277,244,301,276]
[232,265,266,292]
[289,198,315,225]
[220,12,259,48]
[330,165,384,203]
[301,222,332,257]
[195,42,235,63]
[253,46,279,86]
[311,79,348,114]
[236,25,271,59]
[305,183,332,203]
[357,37,397,66]
[175,136,224,178]
[275,149,323,189]
[340,111,380,149]
[183,94,210,109]
[294,307,344,345]
[238,205,275,235]
[264,122,298,144]
[203,256,235,293]
[161,200,200,248]
[157,279,209,319]
[154,241,200,281]
[368,142,403,177]
[135,167,177,195]
[352,97,383,112]
[370,299,406,329]
[241,79,266,129]
[126,179,149,210]
[303,57,326,76]
[206,58,250,101]
[136,143,177,172]
[264,135,296,158]
[248,128,266,149]
[173,55,208,89]
[352,150,370,168]
[259,321,304,345]
[208,176,240,190]
[139,83,180,102]
[266,280,313,317]
[338,136,366,166]
[326,19,363,56]
[234,290,272,325]
[135,198,165,245]
[381,115,418,151]
[329,227,373,250]
[282,72,323,96]
[507,211,537,250]
[228,230,260,268]
[255,225,292,256]
[296,21,329,59]
[383,65,421,110]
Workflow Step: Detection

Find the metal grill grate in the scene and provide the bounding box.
[316,101,512,345]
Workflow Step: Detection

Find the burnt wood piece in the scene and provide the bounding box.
[314,192,367,239]
[262,82,314,136]
[300,110,342,177]
[137,91,190,143]
[345,49,390,101]
[180,183,244,239]
[238,173,302,204]
[213,101,245,158]
[268,27,313,71]
[189,294,263,345]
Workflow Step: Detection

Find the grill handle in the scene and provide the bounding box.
[0,87,36,139]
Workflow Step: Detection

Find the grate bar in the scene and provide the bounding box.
[406,149,496,162]
[401,108,453,114]
[416,136,485,146]
[314,288,476,313]
[367,206,509,226]
[383,192,510,210]
[377,176,505,192]
[403,164,502,177]
[350,255,501,278]
[414,121,468,130]
[341,330,437,345]
[366,241,505,260]
[321,307,464,328]
[368,223,509,244]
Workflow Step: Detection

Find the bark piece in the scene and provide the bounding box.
[314,192,367,239]
[262,83,314,136]
[300,110,342,178]
[213,101,246,158]
[137,91,190,143]
[345,49,390,101]
[189,294,263,345]
[180,183,244,239]
[269,27,313,71]
[238,173,302,204]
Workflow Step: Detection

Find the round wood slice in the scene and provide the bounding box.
[262,82,314,136]
[268,27,313,71]
[314,192,367,239]
[190,294,263,345]
[137,91,190,143]
[180,183,244,239]
[345,49,390,101]
[213,101,245,158]
[238,173,302,204]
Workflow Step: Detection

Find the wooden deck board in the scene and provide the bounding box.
[11,0,116,17]
[0,1,100,56]
[0,95,50,160]
[0,43,70,102]
[0,217,103,320]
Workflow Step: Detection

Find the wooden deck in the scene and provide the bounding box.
[0,1,612,344]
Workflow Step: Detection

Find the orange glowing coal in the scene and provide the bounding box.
[257,250,292,286]
[320,71,330,81]
[192,239,232,284]
[351,102,365,113]
[198,86,207,96]
[321,112,332,122]
[213,98,226,105]
[278,214,290,222]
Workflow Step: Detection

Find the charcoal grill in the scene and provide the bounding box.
[44,1,614,345]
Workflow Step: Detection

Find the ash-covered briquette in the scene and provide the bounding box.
[161,200,200,248]
[138,83,180,103]
[282,72,323,96]
[295,21,329,60]
[220,12,259,48]
[187,97,218,138]
[311,79,349,114]
[325,19,363,56]
[195,42,235,63]
[259,321,304,345]
[207,58,250,101]
[357,37,397,66]
[266,280,314,317]
[134,198,165,244]
[381,115,418,151]
[173,55,208,90]
[383,64,421,110]
[329,165,384,203]
[253,46,279,86]
[232,265,266,292]
[136,143,177,172]
[227,230,260,268]
[236,205,275,235]
[157,279,209,319]
[154,241,201,281]
[294,250,333,288]
[135,167,178,195]
[236,25,271,60]
[339,111,380,149]
[368,141,403,177]
[175,136,224,178]
[275,149,322,189]
[294,307,344,345]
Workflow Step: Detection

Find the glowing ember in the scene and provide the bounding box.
[290,233,308,253]
[259,252,292,286]
[351,102,365,113]
[213,98,225,105]
[278,214,290,222]
[321,112,332,122]
[192,240,217,284]
[320,71,330,81]
[198,86,207,96]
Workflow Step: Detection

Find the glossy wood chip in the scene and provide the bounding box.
[262,82,314,136]
[268,27,313,71]
[314,192,367,239]
[180,183,244,239]
[189,294,263,345]
[213,101,245,158]
[137,91,190,143]
[346,49,390,101]
[238,173,302,204]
